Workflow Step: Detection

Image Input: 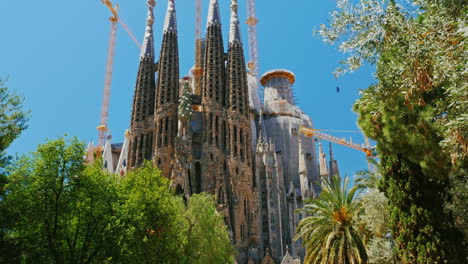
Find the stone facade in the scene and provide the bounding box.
[101,0,343,263]
[126,1,261,263]
[127,0,156,169]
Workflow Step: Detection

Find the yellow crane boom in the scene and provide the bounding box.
[102,0,118,22]
[97,0,119,147]
[299,125,374,157]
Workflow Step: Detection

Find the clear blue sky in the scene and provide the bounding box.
[0,0,375,177]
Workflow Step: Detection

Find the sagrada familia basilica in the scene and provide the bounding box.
[92,0,340,263]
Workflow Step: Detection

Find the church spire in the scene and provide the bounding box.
[229,0,242,45]
[256,115,268,152]
[202,0,225,106]
[298,137,309,198]
[140,0,156,59]
[207,0,221,26]
[226,0,249,117]
[318,141,329,179]
[128,0,157,168]
[298,138,306,175]
[163,0,177,34]
[153,0,180,177]
[329,142,340,180]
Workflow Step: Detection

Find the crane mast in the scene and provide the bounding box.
[97,0,119,148]
[246,0,259,77]
[299,125,374,157]
[193,0,203,95]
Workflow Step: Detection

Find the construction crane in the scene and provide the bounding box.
[246,0,260,77]
[97,0,141,149]
[193,0,203,95]
[97,0,119,148]
[101,0,141,48]
[299,125,376,157]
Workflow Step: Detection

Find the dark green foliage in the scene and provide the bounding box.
[0,76,29,263]
[0,77,29,196]
[0,77,29,155]
[380,155,462,263]
[445,168,468,244]
[0,137,119,263]
[321,1,467,262]
[0,137,235,263]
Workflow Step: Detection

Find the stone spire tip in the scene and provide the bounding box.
[140,0,156,59]
[207,0,221,26]
[319,140,329,177]
[298,137,307,173]
[229,0,241,44]
[329,142,335,160]
[163,0,177,33]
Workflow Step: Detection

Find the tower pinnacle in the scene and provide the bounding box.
[329,142,340,180]
[229,0,242,44]
[128,0,157,168]
[256,115,268,151]
[318,141,329,179]
[298,137,309,198]
[153,0,179,177]
[140,0,156,59]
[298,138,306,175]
[163,0,177,33]
[207,0,221,26]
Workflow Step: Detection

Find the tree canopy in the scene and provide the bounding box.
[295,176,367,264]
[0,77,28,156]
[0,77,29,194]
[320,0,467,262]
[355,169,393,264]
[0,137,235,264]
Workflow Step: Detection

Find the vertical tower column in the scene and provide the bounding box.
[153,0,179,178]
[329,143,340,181]
[128,0,157,169]
[318,141,329,180]
[226,0,260,262]
[298,137,310,198]
[200,0,228,200]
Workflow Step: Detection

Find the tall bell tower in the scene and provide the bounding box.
[128,0,156,168]
[153,0,179,177]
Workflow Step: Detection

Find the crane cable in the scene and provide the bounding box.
[313,129,362,133]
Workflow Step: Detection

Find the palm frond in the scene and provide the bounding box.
[295,175,368,263]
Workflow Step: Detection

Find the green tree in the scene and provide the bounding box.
[355,169,393,263]
[0,138,236,263]
[115,161,185,264]
[320,0,466,262]
[181,193,236,264]
[0,76,29,264]
[445,168,468,242]
[365,237,393,264]
[0,77,29,195]
[295,176,367,264]
[0,137,119,263]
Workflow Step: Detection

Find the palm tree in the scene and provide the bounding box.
[295,176,368,264]
[354,158,381,190]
